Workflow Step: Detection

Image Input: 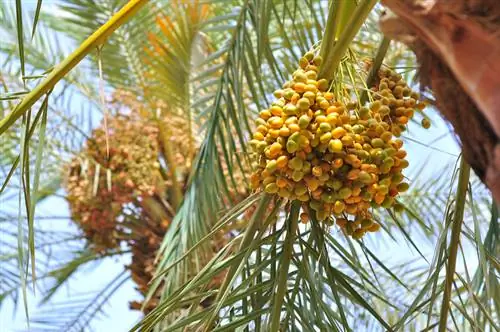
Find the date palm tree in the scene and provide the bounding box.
[0,0,498,331]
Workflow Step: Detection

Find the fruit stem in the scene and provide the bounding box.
[0,0,148,135]
[158,120,183,211]
[318,0,377,81]
[360,37,391,104]
[438,157,470,332]
[268,200,300,332]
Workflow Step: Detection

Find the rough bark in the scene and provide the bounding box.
[380,0,500,203]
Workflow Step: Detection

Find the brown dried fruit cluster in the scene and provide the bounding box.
[249,52,429,238]
[65,92,238,312]
[65,113,162,250]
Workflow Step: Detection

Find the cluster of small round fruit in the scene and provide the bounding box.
[65,113,162,250]
[249,52,429,238]
[370,68,431,134]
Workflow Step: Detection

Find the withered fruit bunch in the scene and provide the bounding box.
[65,113,163,250]
[249,51,429,239]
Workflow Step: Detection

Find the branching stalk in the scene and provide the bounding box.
[0,0,148,135]
[360,37,391,104]
[438,157,470,332]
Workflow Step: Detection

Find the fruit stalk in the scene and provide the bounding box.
[318,0,377,81]
[360,37,391,104]
[318,1,338,63]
